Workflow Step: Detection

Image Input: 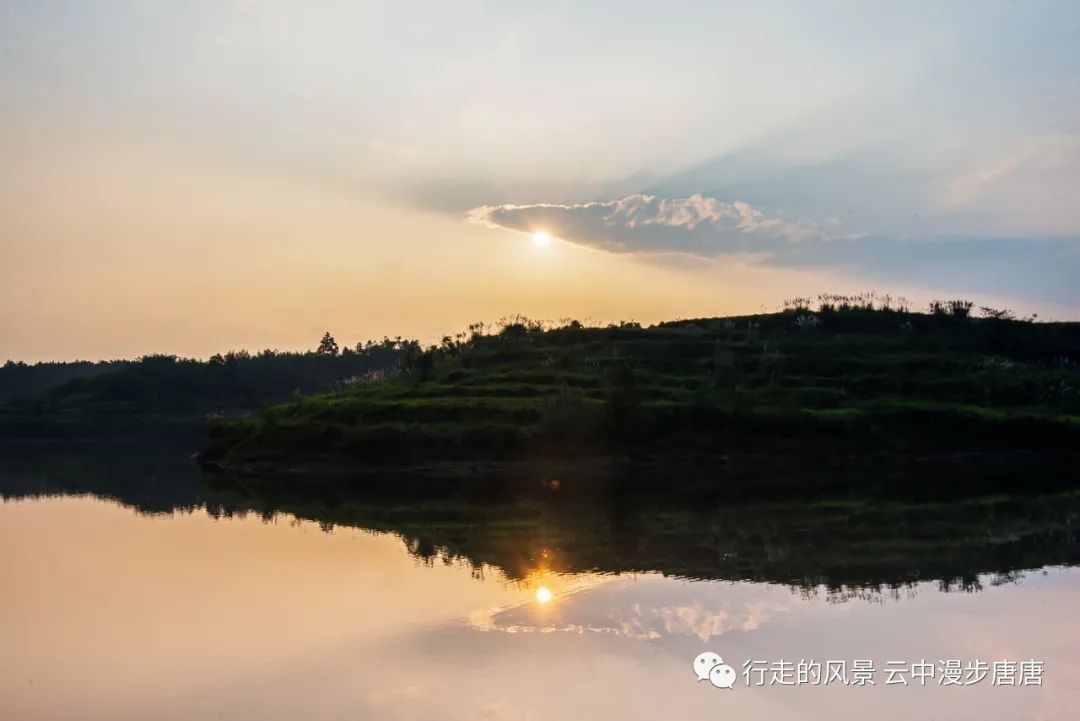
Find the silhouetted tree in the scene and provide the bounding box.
[316,332,339,356]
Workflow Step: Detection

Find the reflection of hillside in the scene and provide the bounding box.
[2,445,1078,596]
[0,444,252,517]
[221,478,1080,595]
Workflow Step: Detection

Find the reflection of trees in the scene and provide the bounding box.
[224,480,1080,599]
[0,444,252,517]
[2,446,1078,600]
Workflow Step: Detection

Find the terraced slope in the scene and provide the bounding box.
[203,309,1080,470]
[204,306,1080,474]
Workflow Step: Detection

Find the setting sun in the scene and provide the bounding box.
[531,231,551,247]
[535,586,553,604]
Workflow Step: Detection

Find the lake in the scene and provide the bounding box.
[1,446,1078,720]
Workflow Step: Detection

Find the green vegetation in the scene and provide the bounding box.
[203,298,1080,478]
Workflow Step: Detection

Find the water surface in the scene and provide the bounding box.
[1,448,1078,720]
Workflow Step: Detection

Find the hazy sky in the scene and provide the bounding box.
[2,1,1079,360]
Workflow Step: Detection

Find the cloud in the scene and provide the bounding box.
[467,193,821,257]
[941,133,1080,235]
[468,193,1080,307]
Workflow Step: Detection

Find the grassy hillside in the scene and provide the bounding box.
[203,303,1080,472]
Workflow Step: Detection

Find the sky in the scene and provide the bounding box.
[2,1,1079,360]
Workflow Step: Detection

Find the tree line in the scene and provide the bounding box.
[1,334,417,412]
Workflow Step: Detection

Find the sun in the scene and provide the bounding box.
[535,586,553,604]
[531,231,551,247]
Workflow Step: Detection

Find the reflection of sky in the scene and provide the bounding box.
[2,497,1078,721]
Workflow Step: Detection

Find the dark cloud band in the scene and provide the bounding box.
[468,194,1080,306]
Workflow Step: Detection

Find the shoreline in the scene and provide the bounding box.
[196,447,1080,502]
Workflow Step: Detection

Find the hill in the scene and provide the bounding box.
[202,301,1080,489]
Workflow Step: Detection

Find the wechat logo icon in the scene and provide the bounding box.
[693,651,737,689]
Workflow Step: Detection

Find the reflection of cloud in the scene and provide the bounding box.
[468,575,790,641]
[612,600,790,641]
[466,573,613,632]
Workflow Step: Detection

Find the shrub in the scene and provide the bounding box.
[947,299,974,318]
[929,299,973,318]
[783,296,814,312]
[980,306,1015,321]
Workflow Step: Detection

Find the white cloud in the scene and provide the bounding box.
[467,194,819,257]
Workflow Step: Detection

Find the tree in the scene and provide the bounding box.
[316,332,339,356]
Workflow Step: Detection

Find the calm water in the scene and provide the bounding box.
[2,447,1079,720]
